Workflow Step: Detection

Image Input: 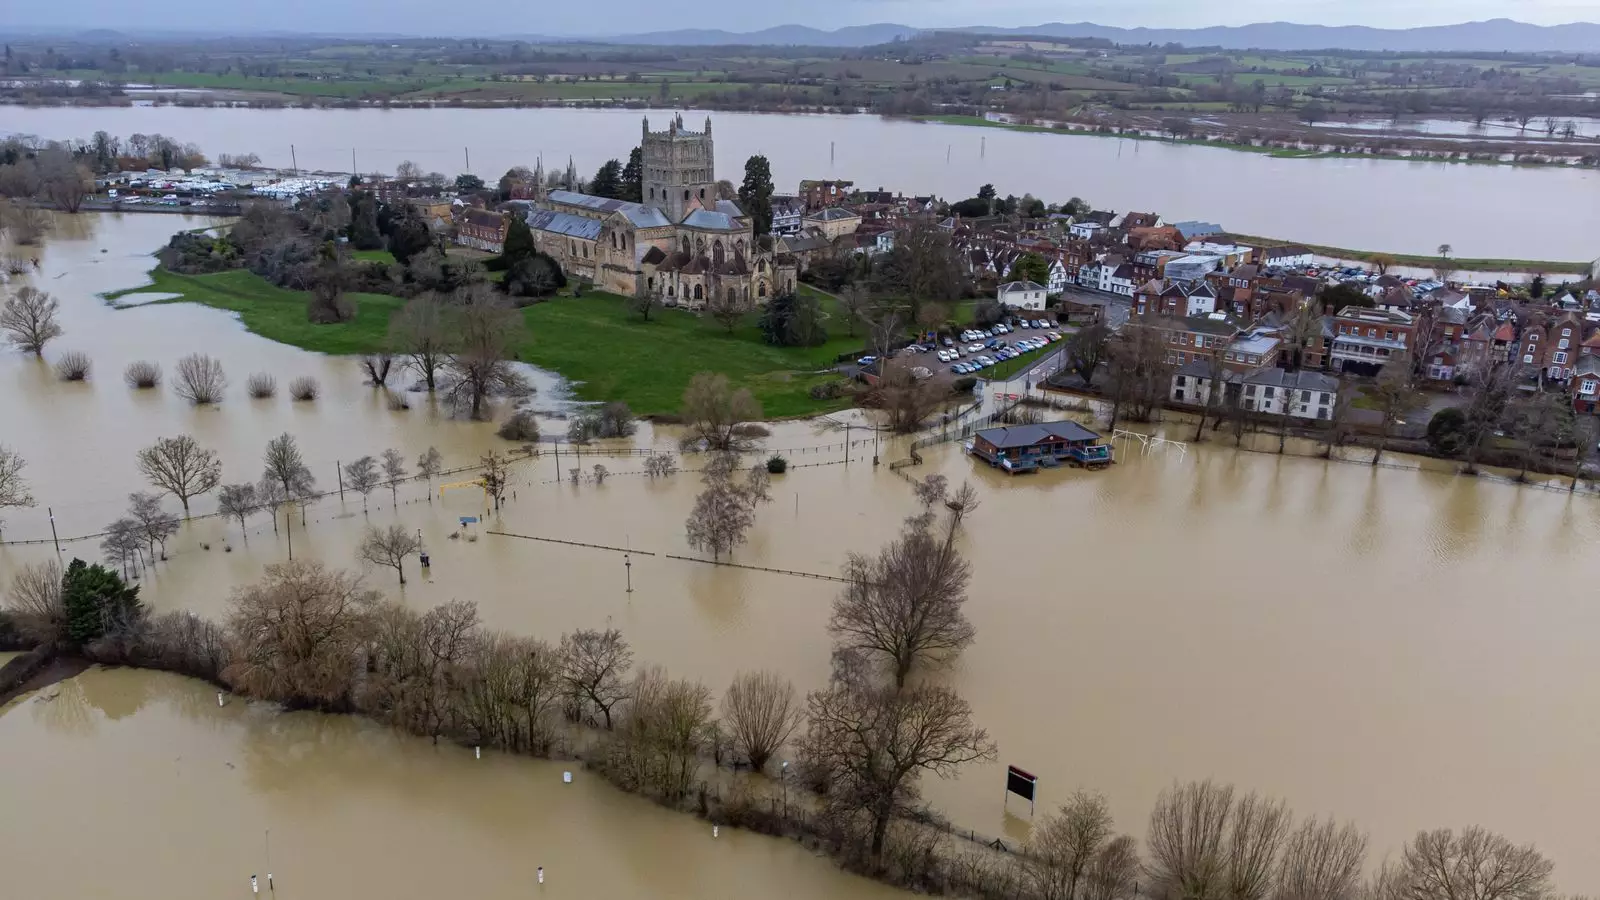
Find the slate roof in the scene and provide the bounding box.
[715,199,747,218]
[683,209,740,231]
[547,190,672,228]
[999,281,1047,293]
[807,207,859,221]
[525,209,603,240]
[976,422,1102,449]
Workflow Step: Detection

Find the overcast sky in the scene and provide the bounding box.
[7,0,1599,35]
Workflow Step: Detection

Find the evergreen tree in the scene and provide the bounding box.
[1007,252,1051,286]
[500,216,536,267]
[61,558,144,646]
[589,159,624,200]
[758,292,828,347]
[738,155,775,236]
[454,173,485,191]
[620,147,643,203]
[346,191,383,250]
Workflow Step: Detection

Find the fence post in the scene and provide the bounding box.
[336,461,345,501]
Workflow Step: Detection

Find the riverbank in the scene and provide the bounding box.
[1224,233,1592,277]
[909,113,1600,171]
[104,266,854,419]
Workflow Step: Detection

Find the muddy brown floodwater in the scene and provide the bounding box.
[3,214,1600,891]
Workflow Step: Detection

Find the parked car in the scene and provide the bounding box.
[994,323,1010,334]
[856,356,876,367]
[943,337,954,347]
[1046,331,1062,341]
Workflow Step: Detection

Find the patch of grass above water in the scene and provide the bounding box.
[105,267,860,419]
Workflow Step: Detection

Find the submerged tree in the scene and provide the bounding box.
[0,286,63,355]
[136,435,222,517]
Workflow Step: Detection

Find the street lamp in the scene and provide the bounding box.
[780,760,789,817]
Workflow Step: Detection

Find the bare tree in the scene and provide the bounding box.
[1505,391,1569,482]
[35,150,90,213]
[706,286,745,332]
[101,518,146,579]
[0,445,35,539]
[262,433,309,556]
[5,559,65,644]
[53,350,90,381]
[1,286,63,355]
[870,359,951,434]
[1323,381,1358,459]
[558,628,633,730]
[217,482,258,544]
[946,480,981,528]
[722,669,802,772]
[126,491,179,561]
[801,662,995,862]
[1460,364,1516,474]
[1027,790,1116,900]
[1378,827,1552,900]
[1085,835,1142,900]
[123,360,161,389]
[417,446,444,485]
[829,513,974,688]
[1570,416,1598,492]
[443,295,529,419]
[1106,323,1173,430]
[222,560,381,710]
[684,477,756,559]
[455,633,563,755]
[592,463,609,485]
[1368,354,1424,467]
[1275,817,1367,900]
[246,373,277,398]
[1225,792,1292,900]
[289,376,319,401]
[173,353,227,404]
[136,435,221,516]
[343,455,380,512]
[681,371,764,452]
[914,473,948,508]
[479,450,511,510]
[1147,779,1236,900]
[380,448,407,506]
[643,453,679,479]
[610,667,714,801]
[358,524,423,585]
[389,293,450,392]
[1195,350,1232,442]
[630,290,663,322]
[361,353,395,386]
[1067,322,1111,384]
[839,281,870,337]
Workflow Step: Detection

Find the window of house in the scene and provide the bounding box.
[1530,333,1539,341]
[1524,354,1535,364]
[1367,328,1377,337]
[1585,380,1597,394]
[1554,352,1569,364]
[1263,386,1275,398]
[1559,338,1570,350]
[1563,328,1572,337]
[1300,390,1311,402]
[1385,329,1394,340]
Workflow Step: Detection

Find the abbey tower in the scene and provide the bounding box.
[641,114,716,223]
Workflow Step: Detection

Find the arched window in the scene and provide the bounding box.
[699,188,706,199]
[668,285,675,298]
[758,282,767,298]
[683,190,690,201]
[649,187,655,199]
[647,277,655,292]
[726,287,735,303]
[693,284,703,300]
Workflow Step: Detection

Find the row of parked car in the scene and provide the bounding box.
[945,331,1063,375]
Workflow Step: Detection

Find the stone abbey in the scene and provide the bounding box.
[523,114,795,307]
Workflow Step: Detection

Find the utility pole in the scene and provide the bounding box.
[336,461,345,501]
[290,144,298,175]
[351,148,356,176]
[47,507,60,560]
[464,146,470,172]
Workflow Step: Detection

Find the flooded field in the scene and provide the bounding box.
[3,214,1600,890]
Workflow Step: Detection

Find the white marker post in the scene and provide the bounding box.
[537,867,545,885]
[218,692,224,707]
[713,826,719,838]
[251,875,258,894]
[475,746,481,759]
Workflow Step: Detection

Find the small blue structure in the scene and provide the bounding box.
[966,422,1112,474]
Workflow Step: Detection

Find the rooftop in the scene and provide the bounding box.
[999,280,1047,293]
[525,209,602,240]
[976,422,1102,449]
[547,190,673,229]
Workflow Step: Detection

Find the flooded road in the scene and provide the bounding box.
[6,105,1600,260]
[0,666,906,900]
[3,215,1600,890]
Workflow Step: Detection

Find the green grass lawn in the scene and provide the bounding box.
[105,268,862,419]
[350,249,397,263]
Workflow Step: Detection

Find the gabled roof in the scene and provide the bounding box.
[999,280,1047,293]
[1493,322,1518,342]
[976,421,1101,449]
[461,208,507,229]
[640,245,667,266]
[525,209,602,240]
[714,199,747,219]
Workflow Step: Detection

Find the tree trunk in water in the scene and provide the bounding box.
[286,510,294,559]
[180,497,191,517]
[894,656,911,690]
[870,807,892,864]
[1372,430,1388,467]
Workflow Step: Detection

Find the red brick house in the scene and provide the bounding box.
[456,208,509,254]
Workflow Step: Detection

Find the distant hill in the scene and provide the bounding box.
[602,23,920,48]
[600,18,1600,53]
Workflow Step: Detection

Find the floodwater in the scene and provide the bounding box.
[0,666,908,900]
[4,215,1600,891]
[6,105,1600,260]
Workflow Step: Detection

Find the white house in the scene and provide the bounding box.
[1077,261,1103,289]
[998,280,1048,311]
[1046,257,1069,295]
[1097,263,1136,297]
[1170,364,1339,420]
[1069,221,1106,241]
[1258,245,1314,269]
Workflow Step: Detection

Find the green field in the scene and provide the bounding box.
[105,268,863,418]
